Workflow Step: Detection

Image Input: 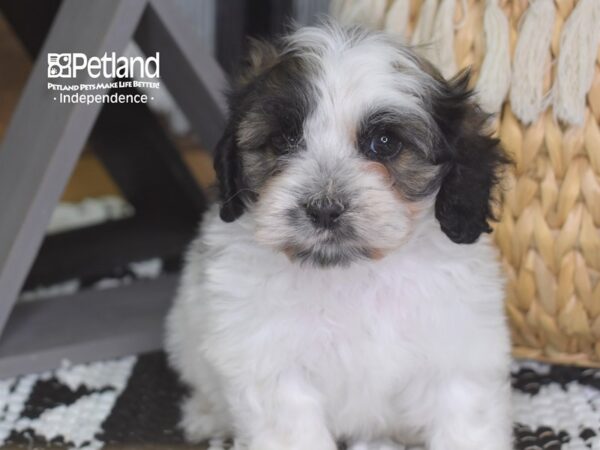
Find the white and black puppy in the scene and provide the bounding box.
[166,22,512,450]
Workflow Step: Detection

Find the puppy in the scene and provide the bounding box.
[166,22,512,450]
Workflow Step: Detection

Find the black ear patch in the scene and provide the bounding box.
[433,70,511,244]
[212,40,281,223]
[213,129,245,222]
[213,37,315,223]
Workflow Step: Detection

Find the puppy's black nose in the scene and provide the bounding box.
[304,201,344,229]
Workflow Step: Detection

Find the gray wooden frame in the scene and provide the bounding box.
[0,0,227,378]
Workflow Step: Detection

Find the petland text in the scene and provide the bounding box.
[48,52,160,79]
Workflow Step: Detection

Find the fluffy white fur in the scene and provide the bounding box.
[166,206,511,449]
[166,23,511,450]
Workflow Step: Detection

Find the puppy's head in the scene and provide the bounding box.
[214,23,509,267]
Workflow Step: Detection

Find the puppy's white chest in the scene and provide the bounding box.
[261,274,430,437]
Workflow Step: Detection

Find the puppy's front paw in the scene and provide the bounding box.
[180,393,231,442]
[348,439,406,450]
[248,433,337,450]
[427,379,512,450]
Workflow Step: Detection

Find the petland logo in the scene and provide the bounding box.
[47,52,160,79]
[47,51,161,104]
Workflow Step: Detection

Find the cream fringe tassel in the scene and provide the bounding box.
[410,0,438,61]
[384,0,412,39]
[510,0,556,124]
[330,0,388,28]
[476,0,511,114]
[429,0,458,78]
[553,0,600,126]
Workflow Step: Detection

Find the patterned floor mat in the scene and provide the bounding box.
[0,352,599,449]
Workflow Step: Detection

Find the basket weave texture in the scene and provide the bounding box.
[346,0,600,366]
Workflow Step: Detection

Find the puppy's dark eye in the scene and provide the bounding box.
[363,131,402,161]
[270,132,301,153]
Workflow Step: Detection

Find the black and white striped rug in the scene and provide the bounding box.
[0,350,599,449]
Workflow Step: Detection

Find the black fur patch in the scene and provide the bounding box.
[430,70,510,244]
[214,129,246,222]
[214,41,316,222]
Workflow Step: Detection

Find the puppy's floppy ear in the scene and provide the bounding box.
[432,69,510,244]
[214,39,280,223]
[213,126,245,222]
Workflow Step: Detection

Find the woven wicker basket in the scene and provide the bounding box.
[333,0,600,366]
